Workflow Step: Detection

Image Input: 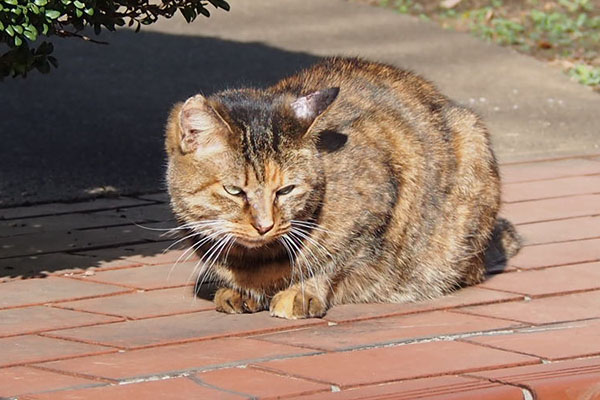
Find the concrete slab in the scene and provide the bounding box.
[0,0,598,206]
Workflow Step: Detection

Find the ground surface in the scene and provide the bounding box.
[1,155,600,399]
[1,0,600,398]
[1,0,599,206]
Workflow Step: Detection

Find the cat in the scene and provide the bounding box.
[164,57,521,319]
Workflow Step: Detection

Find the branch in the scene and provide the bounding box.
[55,29,110,45]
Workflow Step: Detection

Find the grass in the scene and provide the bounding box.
[370,0,600,91]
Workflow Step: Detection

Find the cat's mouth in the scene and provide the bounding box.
[234,235,278,249]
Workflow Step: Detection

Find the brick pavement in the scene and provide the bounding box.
[1,155,600,399]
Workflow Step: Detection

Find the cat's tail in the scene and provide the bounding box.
[484,217,522,272]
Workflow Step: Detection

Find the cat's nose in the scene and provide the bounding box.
[252,221,274,235]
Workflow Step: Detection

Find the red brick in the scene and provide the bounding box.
[92,204,174,223]
[502,175,600,203]
[255,341,538,387]
[0,366,97,398]
[0,277,129,309]
[324,287,522,323]
[459,290,600,324]
[0,213,127,237]
[479,262,600,297]
[78,242,199,267]
[0,306,121,337]
[58,287,213,319]
[46,311,325,349]
[500,158,600,183]
[255,311,520,351]
[35,338,315,381]
[0,197,151,220]
[197,366,329,399]
[0,335,114,367]
[292,375,522,400]
[469,357,600,400]
[70,261,202,290]
[501,194,600,224]
[0,224,163,259]
[517,215,600,246]
[0,253,108,282]
[465,319,600,360]
[509,238,600,269]
[24,377,242,400]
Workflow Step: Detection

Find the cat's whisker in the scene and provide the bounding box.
[291,227,335,264]
[287,230,329,302]
[192,232,234,293]
[277,235,296,285]
[167,228,226,281]
[291,220,332,234]
[185,230,228,287]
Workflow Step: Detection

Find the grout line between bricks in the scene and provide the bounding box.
[186,374,256,399]
[503,191,600,205]
[523,234,600,248]
[475,286,600,300]
[515,212,600,227]
[462,373,537,400]
[499,153,600,166]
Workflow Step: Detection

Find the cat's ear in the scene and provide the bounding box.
[178,95,232,155]
[290,87,339,127]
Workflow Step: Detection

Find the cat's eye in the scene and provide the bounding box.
[276,185,295,196]
[223,185,244,196]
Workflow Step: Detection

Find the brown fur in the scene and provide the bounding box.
[164,57,521,319]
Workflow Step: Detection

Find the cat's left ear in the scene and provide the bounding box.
[290,87,339,128]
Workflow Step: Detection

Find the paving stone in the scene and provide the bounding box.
[459,290,600,324]
[59,287,214,319]
[290,375,523,400]
[469,357,600,400]
[500,158,600,184]
[197,366,329,399]
[0,253,105,282]
[501,194,600,224]
[255,341,538,387]
[0,277,129,309]
[23,377,243,400]
[0,198,152,220]
[70,261,201,290]
[0,335,115,368]
[77,242,198,266]
[517,215,600,245]
[0,366,99,398]
[323,287,522,323]
[35,338,316,381]
[255,311,520,351]
[0,224,165,258]
[465,319,600,360]
[0,213,127,237]
[47,311,325,349]
[509,238,600,269]
[92,204,175,224]
[0,306,122,337]
[478,262,600,297]
[502,175,600,203]
[135,193,170,203]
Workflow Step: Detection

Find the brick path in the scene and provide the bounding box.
[1,156,600,399]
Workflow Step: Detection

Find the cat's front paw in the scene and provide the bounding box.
[269,288,328,319]
[214,288,263,314]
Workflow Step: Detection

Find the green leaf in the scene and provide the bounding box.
[84,7,93,15]
[23,29,37,41]
[13,25,23,34]
[14,36,22,46]
[5,25,15,36]
[73,0,84,9]
[4,0,18,5]
[45,9,61,19]
[29,3,40,13]
[75,8,82,17]
[42,23,49,35]
[34,0,48,5]
[0,21,4,30]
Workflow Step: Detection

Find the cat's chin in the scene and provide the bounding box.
[234,236,278,249]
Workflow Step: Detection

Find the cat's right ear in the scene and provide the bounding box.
[175,95,232,155]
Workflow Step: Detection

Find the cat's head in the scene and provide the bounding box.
[165,87,338,249]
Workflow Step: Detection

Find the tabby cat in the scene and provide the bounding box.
[164,57,520,319]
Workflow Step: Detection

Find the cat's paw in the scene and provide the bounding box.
[269,288,327,319]
[214,288,262,314]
